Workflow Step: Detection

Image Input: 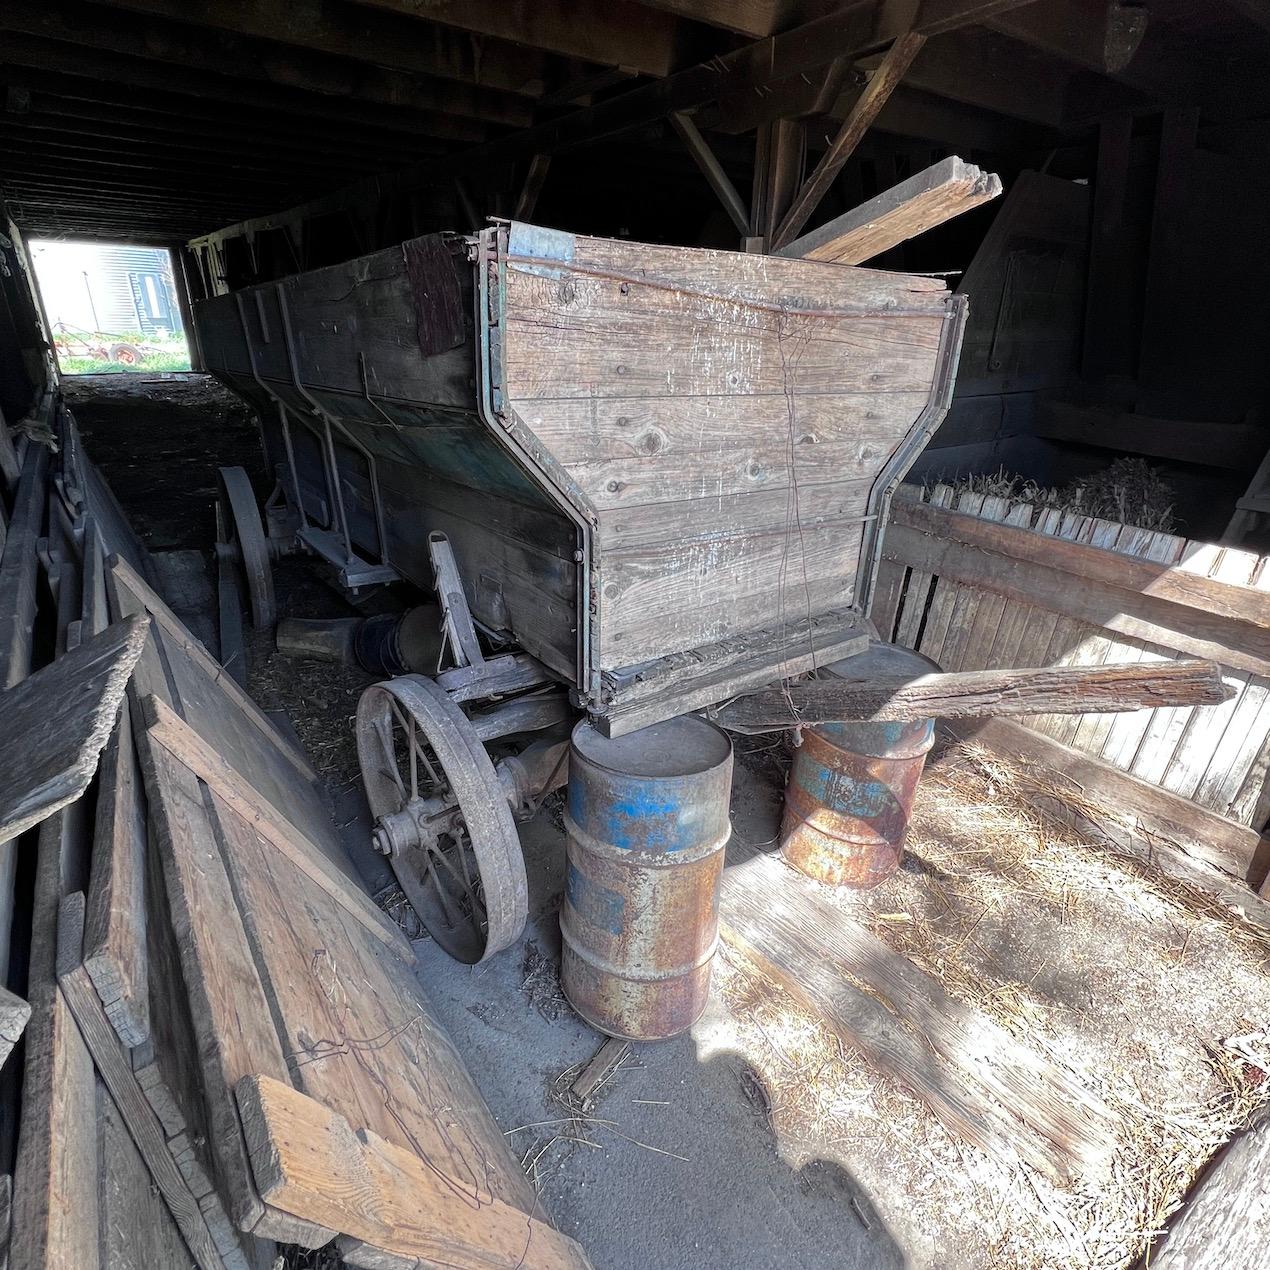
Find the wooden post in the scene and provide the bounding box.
[670,113,750,235]
[513,153,551,221]
[1081,114,1133,380]
[749,118,803,249]
[1138,108,1198,395]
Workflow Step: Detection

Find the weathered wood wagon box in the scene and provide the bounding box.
[197,222,966,729]
[194,222,966,962]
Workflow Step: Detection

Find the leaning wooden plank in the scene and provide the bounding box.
[106,558,319,1247]
[0,439,49,690]
[0,988,30,1070]
[97,1074,198,1270]
[0,441,51,986]
[141,695,413,963]
[208,793,540,1221]
[0,408,19,490]
[136,740,309,1242]
[0,615,146,843]
[951,717,1270,890]
[778,156,1002,265]
[9,810,99,1270]
[1035,400,1267,472]
[236,1075,593,1270]
[55,891,230,1270]
[82,695,150,1047]
[108,555,318,785]
[719,852,1117,1180]
[712,659,1229,729]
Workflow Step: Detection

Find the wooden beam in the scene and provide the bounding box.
[1138,108,1199,394]
[1033,400,1263,471]
[989,0,1149,74]
[749,117,803,247]
[0,615,146,844]
[894,497,1270,630]
[513,154,552,222]
[0,7,515,134]
[771,32,927,250]
[49,0,554,98]
[711,659,1230,730]
[236,1074,594,1269]
[191,0,1040,253]
[1147,1112,1270,1267]
[720,850,1119,1180]
[777,155,1001,264]
[346,0,686,77]
[669,113,751,235]
[882,504,1270,678]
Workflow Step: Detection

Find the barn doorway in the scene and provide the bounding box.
[28,238,191,374]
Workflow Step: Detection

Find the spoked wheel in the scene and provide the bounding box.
[216,466,276,629]
[356,675,528,963]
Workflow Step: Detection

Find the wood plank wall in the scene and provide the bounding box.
[875,483,1270,833]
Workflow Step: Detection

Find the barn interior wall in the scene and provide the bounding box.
[0,204,52,420]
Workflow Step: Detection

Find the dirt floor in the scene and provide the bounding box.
[67,373,1270,1270]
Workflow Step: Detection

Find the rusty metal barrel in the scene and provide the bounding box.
[781,643,940,888]
[561,715,733,1042]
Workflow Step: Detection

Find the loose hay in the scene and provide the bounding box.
[708,741,1270,1270]
[931,459,1178,534]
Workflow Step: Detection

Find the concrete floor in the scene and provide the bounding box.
[67,373,907,1269]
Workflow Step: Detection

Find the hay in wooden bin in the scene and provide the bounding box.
[933,458,1178,534]
[704,741,1269,1270]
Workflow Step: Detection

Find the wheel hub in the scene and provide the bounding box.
[370,794,457,857]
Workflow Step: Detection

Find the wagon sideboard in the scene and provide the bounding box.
[195,223,966,728]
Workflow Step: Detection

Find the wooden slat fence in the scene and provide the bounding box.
[874,483,1270,850]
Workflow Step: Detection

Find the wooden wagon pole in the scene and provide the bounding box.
[708,659,1230,730]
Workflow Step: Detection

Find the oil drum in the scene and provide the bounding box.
[781,643,940,888]
[561,715,733,1042]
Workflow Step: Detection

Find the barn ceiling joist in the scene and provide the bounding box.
[1,0,1267,248]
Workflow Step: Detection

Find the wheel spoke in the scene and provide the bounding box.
[408,716,418,800]
[420,848,463,929]
[373,713,405,800]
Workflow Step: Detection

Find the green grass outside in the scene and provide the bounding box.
[60,348,193,374]
[55,329,192,375]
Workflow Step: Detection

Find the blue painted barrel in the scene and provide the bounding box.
[561,716,733,1041]
[782,644,940,888]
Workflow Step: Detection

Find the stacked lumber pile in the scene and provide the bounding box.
[0,394,590,1268]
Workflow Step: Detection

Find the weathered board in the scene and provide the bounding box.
[0,615,146,845]
[237,1075,593,1270]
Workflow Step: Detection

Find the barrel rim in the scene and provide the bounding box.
[571,714,732,779]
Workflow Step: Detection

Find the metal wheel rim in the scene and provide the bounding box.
[356,674,527,963]
[217,465,276,629]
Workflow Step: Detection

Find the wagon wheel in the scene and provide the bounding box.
[356,675,527,964]
[216,466,276,629]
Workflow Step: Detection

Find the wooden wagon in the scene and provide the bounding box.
[194,221,967,960]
